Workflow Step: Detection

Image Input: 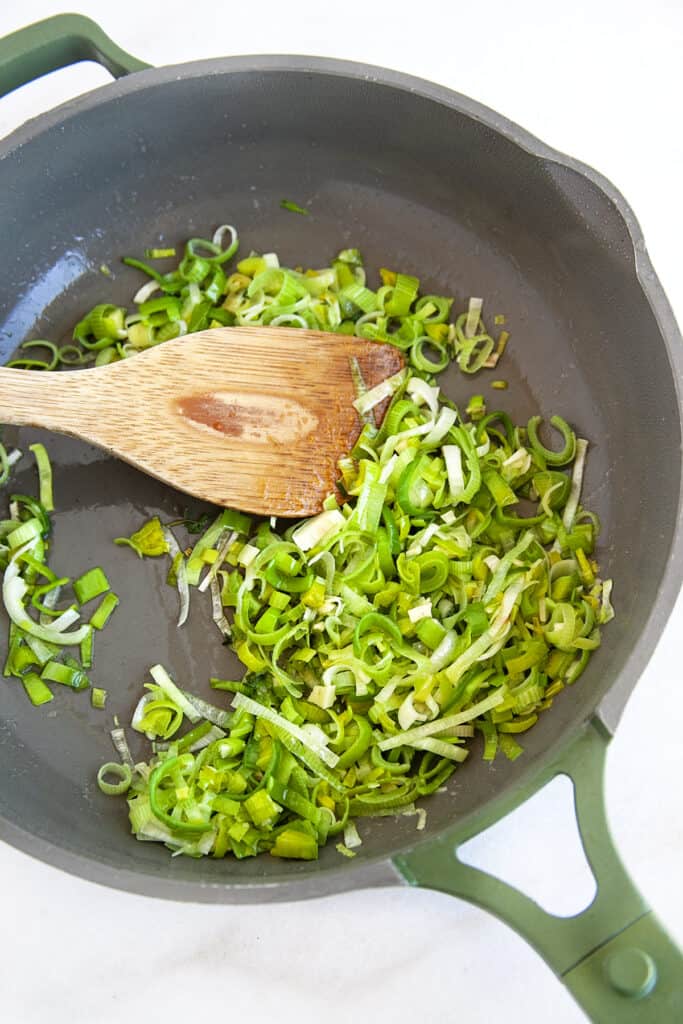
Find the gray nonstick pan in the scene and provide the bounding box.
[0,15,681,1022]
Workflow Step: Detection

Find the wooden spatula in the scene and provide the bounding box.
[0,327,404,517]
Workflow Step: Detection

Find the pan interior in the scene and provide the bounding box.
[0,65,679,892]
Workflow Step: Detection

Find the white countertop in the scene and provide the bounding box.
[1,3,682,1022]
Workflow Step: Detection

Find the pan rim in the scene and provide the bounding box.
[1,53,682,901]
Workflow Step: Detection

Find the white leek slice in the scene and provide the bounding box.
[133,280,160,304]
[198,530,237,593]
[445,577,526,686]
[162,526,189,628]
[352,368,407,417]
[231,693,339,768]
[292,509,345,552]
[423,406,457,446]
[237,543,259,567]
[38,582,61,626]
[181,689,232,728]
[443,444,464,500]
[379,421,434,463]
[438,724,475,738]
[483,532,535,603]
[379,454,398,484]
[407,600,432,623]
[464,296,483,338]
[398,692,428,731]
[308,684,336,709]
[131,692,155,736]
[406,376,440,416]
[429,629,458,671]
[49,607,80,633]
[562,438,589,530]
[149,664,201,723]
[502,447,532,481]
[110,725,135,768]
[413,737,469,762]
[212,224,237,251]
[406,523,440,557]
[163,727,218,753]
[343,821,362,849]
[3,563,90,645]
[379,688,507,752]
[599,579,615,625]
[374,680,398,705]
[209,577,231,638]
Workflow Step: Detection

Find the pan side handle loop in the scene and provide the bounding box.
[0,14,150,100]
[394,718,682,1023]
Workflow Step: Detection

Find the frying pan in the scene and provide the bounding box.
[0,14,681,1021]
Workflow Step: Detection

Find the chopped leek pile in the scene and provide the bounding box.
[6,223,507,378]
[0,444,116,707]
[2,223,614,862]
[110,383,613,859]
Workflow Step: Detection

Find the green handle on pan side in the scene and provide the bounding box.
[0,13,149,99]
[394,718,682,1022]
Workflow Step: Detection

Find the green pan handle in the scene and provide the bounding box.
[0,14,149,100]
[394,718,682,1022]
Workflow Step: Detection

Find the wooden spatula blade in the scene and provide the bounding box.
[160,329,403,514]
[0,327,404,517]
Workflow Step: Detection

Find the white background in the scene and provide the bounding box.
[1,3,682,1022]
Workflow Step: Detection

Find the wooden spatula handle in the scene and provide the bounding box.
[0,366,101,432]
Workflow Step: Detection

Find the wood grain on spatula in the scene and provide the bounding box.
[0,326,404,516]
